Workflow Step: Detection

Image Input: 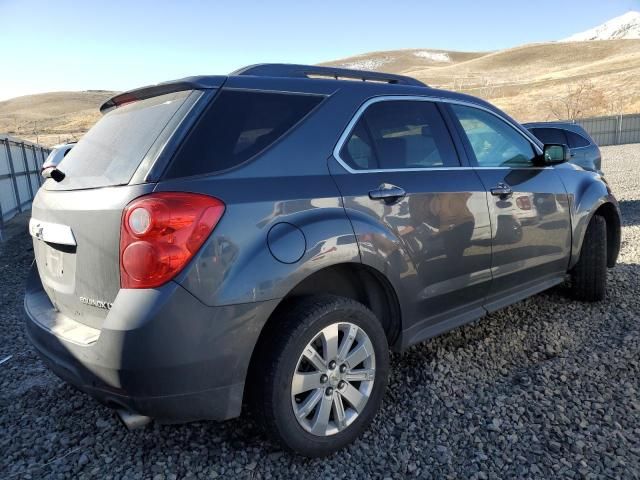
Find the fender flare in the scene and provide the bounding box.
[570,191,621,270]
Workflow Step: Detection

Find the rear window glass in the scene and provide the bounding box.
[47,90,195,190]
[530,128,568,145]
[565,130,590,148]
[164,90,323,178]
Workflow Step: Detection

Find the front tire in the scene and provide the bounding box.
[571,215,607,302]
[252,295,390,457]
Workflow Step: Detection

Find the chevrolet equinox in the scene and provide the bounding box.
[25,64,621,457]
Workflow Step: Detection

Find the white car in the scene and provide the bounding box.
[41,143,75,176]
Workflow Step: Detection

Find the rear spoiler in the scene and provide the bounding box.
[100,76,227,114]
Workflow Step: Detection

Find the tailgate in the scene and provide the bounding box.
[28,87,207,329]
[30,184,155,329]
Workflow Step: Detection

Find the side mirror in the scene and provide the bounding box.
[543,144,570,164]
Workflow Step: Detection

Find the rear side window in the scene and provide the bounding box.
[339,100,459,170]
[530,128,568,146]
[565,130,590,148]
[48,90,196,191]
[165,90,323,178]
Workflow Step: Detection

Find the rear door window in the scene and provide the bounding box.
[165,90,324,178]
[339,100,459,170]
[47,90,197,190]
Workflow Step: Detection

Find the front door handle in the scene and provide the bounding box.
[369,183,406,203]
[490,183,513,198]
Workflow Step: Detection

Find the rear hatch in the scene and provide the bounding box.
[31,89,201,329]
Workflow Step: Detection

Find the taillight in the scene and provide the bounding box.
[120,192,225,289]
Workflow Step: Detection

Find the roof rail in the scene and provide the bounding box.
[230,63,427,87]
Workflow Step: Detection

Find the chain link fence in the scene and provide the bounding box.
[575,113,640,146]
[0,136,50,240]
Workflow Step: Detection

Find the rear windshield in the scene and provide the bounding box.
[46,90,196,190]
[164,90,324,178]
[530,127,567,145]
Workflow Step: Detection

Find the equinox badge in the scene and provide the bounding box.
[79,297,113,310]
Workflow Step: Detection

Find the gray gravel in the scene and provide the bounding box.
[2,144,640,479]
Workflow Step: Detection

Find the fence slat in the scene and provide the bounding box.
[4,141,21,214]
[0,139,5,241]
[576,113,640,147]
[30,146,42,188]
[20,142,35,202]
[0,138,50,232]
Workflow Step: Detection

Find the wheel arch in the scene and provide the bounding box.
[268,262,401,345]
[573,200,621,269]
[243,262,402,405]
[593,202,621,268]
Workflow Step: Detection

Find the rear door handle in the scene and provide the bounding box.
[369,183,406,203]
[490,183,513,198]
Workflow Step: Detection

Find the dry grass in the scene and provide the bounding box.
[1,40,639,146]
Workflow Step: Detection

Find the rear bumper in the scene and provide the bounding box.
[24,264,279,422]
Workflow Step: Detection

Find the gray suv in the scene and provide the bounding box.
[24,64,621,457]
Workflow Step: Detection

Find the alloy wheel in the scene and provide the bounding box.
[290,322,376,436]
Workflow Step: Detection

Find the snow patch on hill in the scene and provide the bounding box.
[338,57,392,70]
[413,51,451,62]
[563,11,640,41]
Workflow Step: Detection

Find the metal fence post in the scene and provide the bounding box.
[4,141,21,213]
[32,146,42,187]
[20,142,35,202]
[617,114,623,145]
[40,146,47,167]
[0,139,5,241]
[0,197,4,242]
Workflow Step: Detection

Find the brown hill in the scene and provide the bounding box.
[0,90,114,146]
[326,40,640,121]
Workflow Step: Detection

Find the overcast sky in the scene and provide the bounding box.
[1,0,638,101]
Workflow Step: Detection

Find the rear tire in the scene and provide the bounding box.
[251,295,389,457]
[571,215,607,302]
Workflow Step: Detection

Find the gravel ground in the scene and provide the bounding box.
[1,144,639,479]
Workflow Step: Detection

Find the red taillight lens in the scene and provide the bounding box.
[120,192,225,289]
